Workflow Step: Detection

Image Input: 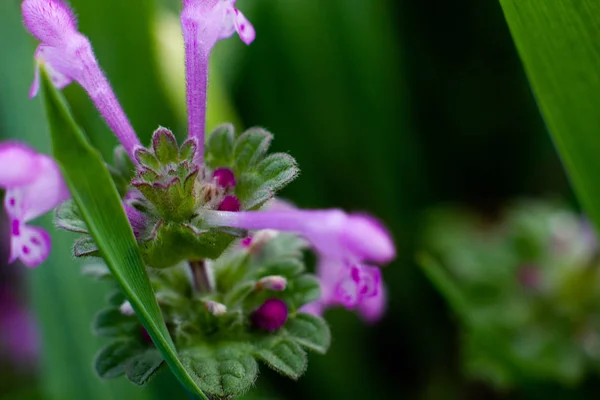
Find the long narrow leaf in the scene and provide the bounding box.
[500,0,600,231]
[40,69,208,400]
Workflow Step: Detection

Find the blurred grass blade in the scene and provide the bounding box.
[417,253,470,320]
[40,68,208,400]
[500,0,600,231]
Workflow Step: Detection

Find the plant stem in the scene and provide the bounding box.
[189,260,213,294]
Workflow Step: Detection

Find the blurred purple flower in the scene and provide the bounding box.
[0,143,69,267]
[0,288,39,367]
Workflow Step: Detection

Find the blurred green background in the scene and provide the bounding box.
[0,0,591,398]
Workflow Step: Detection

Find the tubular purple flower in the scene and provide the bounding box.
[203,205,395,322]
[201,209,396,264]
[181,0,255,164]
[22,0,141,161]
[0,142,70,267]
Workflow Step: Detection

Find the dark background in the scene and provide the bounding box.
[0,0,588,398]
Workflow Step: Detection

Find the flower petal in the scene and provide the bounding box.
[234,8,255,45]
[357,285,387,324]
[0,142,41,188]
[14,155,70,222]
[30,45,74,98]
[22,0,78,47]
[9,222,51,268]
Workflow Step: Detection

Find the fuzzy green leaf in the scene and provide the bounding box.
[500,0,600,235]
[182,345,259,399]
[285,313,331,355]
[206,123,236,167]
[41,68,209,399]
[113,145,135,181]
[126,350,165,386]
[93,308,140,338]
[233,128,272,172]
[289,275,321,309]
[254,338,307,380]
[255,153,299,192]
[73,236,100,257]
[152,127,179,164]
[81,263,112,280]
[179,139,198,162]
[55,199,88,233]
[135,148,161,171]
[94,340,144,379]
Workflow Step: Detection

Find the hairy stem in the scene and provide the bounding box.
[189,260,213,293]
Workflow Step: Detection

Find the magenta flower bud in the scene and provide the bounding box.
[251,298,288,332]
[213,167,236,188]
[218,195,241,212]
[22,0,141,161]
[0,142,69,267]
[256,275,287,292]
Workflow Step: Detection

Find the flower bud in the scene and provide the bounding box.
[119,301,134,316]
[256,275,287,292]
[218,195,241,212]
[251,298,288,332]
[204,300,227,316]
[212,167,236,188]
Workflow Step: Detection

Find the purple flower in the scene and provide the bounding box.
[181,0,255,163]
[0,143,69,267]
[202,208,395,322]
[22,0,141,160]
[202,209,395,264]
[0,288,39,366]
[251,298,288,331]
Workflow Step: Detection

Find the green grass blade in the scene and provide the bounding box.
[500,0,600,231]
[40,69,208,400]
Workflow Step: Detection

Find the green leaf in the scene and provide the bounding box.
[182,345,259,399]
[285,313,331,355]
[179,139,198,162]
[135,148,161,171]
[206,123,236,167]
[107,289,127,307]
[55,199,88,233]
[255,153,299,193]
[233,128,273,172]
[74,235,100,257]
[93,308,140,338]
[254,338,307,380]
[126,350,165,386]
[95,340,145,379]
[82,263,113,280]
[41,68,209,399]
[113,145,135,180]
[289,275,321,309]
[152,127,179,164]
[500,0,600,234]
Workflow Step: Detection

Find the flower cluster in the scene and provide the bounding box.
[4,0,397,396]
